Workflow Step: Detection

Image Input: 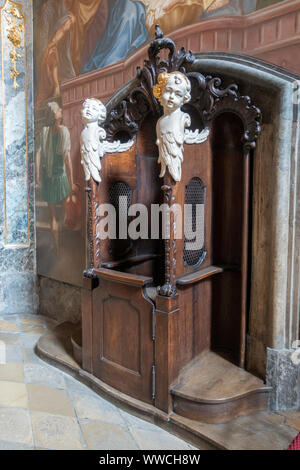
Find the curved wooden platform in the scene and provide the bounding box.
[171,351,272,424]
[35,323,298,450]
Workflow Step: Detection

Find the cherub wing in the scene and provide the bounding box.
[80,133,101,183]
[103,139,134,154]
[159,132,184,164]
[159,132,184,182]
[184,127,210,145]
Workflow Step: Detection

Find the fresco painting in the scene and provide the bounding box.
[35,0,285,106]
[33,0,293,286]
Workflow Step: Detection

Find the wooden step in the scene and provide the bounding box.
[171,351,272,424]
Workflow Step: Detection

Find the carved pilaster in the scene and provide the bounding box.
[159,175,177,297]
[86,179,101,270]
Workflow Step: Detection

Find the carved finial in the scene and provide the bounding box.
[155,24,164,39]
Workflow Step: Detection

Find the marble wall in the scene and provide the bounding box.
[0,0,37,315]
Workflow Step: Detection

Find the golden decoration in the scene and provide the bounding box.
[4,2,24,90]
[153,72,170,100]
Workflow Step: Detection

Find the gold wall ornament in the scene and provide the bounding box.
[3,1,24,90]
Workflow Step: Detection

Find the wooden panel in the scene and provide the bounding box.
[81,276,99,374]
[212,115,244,266]
[92,279,154,404]
[211,113,247,366]
[134,114,162,281]
[178,279,212,365]
[212,272,242,365]
[175,137,213,278]
[172,391,270,424]
[102,297,140,373]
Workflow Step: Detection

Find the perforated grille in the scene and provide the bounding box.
[184,177,206,268]
[109,181,132,259]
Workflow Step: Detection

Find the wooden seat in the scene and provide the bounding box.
[171,351,271,424]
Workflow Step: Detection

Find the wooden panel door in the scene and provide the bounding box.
[92,278,154,404]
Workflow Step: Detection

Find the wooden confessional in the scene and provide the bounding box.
[81,29,271,424]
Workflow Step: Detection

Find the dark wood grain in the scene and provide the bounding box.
[94,267,153,287]
[92,280,154,404]
[171,351,271,424]
[176,265,223,286]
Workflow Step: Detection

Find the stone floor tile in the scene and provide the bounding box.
[0,363,24,382]
[31,411,86,450]
[120,409,160,431]
[0,408,33,445]
[0,381,28,408]
[24,363,66,389]
[18,315,56,328]
[2,314,20,320]
[19,324,45,335]
[0,440,34,450]
[28,384,75,417]
[20,334,44,349]
[80,420,139,450]
[277,411,300,431]
[23,347,43,364]
[173,413,298,450]
[69,390,125,425]
[129,427,192,450]
[0,320,18,333]
[64,376,95,395]
[18,315,43,324]
[0,332,20,345]
[5,345,23,363]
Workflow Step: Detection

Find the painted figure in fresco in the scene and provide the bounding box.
[82,0,233,73]
[82,0,149,73]
[35,0,75,107]
[36,102,75,251]
[139,0,230,36]
[80,98,134,183]
[153,72,209,182]
[35,0,106,107]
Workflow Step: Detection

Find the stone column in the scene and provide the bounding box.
[0,0,36,315]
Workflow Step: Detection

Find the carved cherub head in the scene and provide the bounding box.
[153,71,191,112]
[81,98,107,125]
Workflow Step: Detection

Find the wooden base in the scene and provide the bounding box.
[171,351,271,424]
[35,323,297,450]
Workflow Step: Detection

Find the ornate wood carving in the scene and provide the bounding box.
[85,179,101,275]
[159,181,177,297]
[93,26,262,297]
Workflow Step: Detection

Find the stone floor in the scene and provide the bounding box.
[0,314,197,450]
[1,314,300,451]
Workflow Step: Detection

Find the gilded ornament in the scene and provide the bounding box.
[4,2,24,90]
